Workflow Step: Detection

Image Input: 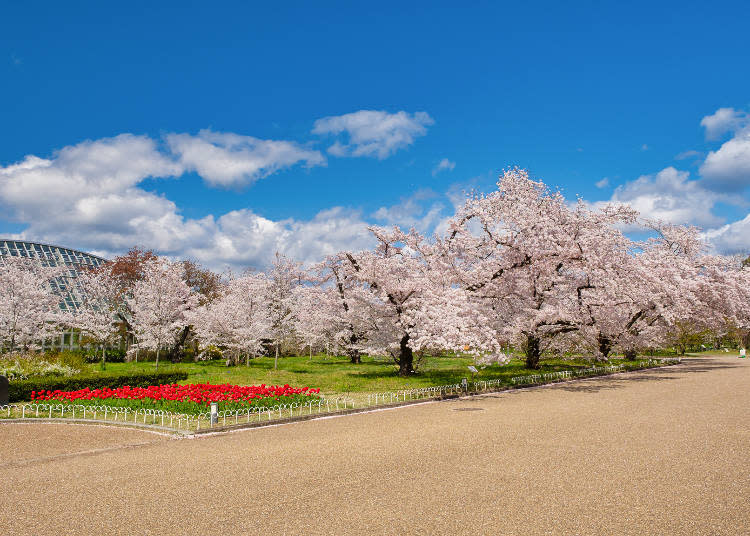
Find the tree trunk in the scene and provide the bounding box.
[597,333,612,362]
[624,348,637,361]
[274,345,279,370]
[155,347,160,370]
[101,345,106,369]
[348,332,361,364]
[397,334,414,376]
[168,326,191,363]
[525,335,541,369]
[309,344,313,361]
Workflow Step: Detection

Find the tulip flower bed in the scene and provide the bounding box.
[30,383,321,415]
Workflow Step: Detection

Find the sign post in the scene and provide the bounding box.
[210,402,218,426]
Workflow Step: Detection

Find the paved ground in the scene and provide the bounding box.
[1,355,749,535]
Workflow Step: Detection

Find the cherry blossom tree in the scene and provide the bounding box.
[65,266,122,365]
[266,252,302,369]
[190,272,271,365]
[128,258,197,369]
[341,227,496,376]
[312,254,375,363]
[292,285,335,360]
[0,256,64,353]
[440,168,639,368]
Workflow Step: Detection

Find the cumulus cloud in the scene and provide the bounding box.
[702,213,750,255]
[700,107,748,141]
[166,129,325,188]
[432,158,455,176]
[312,110,434,159]
[606,167,724,228]
[699,128,750,191]
[175,207,375,269]
[595,177,609,189]
[0,134,182,233]
[0,133,372,269]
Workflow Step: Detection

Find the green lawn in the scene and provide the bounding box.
[100,353,639,398]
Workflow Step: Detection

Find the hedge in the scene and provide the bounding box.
[7,370,189,402]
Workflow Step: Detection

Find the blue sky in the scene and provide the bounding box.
[2,1,750,268]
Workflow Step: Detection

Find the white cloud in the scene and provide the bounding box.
[0,134,182,229]
[700,107,748,141]
[702,213,750,255]
[699,129,750,191]
[605,167,723,228]
[641,144,649,151]
[0,134,372,270]
[595,177,609,189]
[675,150,703,161]
[432,158,455,176]
[372,190,445,233]
[175,207,375,269]
[312,110,434,159]
[166,129,325,188]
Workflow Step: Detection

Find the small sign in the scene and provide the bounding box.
[210,402,219,425]
[467,366,478,374]
[740,348,747,358]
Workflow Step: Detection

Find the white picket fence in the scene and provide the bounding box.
[0,357,681,432]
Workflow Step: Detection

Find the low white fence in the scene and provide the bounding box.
[0,396,356,432]
[0,358,681,432]
[510,358,681,386]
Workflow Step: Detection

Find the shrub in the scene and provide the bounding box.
[7,370,189,402]
[47,350,88,370]
[0,353,82,381]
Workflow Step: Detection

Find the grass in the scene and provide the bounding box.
[97,353,643,398]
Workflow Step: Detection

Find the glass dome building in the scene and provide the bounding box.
[0,239,109,350]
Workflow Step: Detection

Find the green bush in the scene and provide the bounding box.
[8,370,189,402]
[48,350,88,370]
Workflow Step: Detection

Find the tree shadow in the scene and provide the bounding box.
[550,357,740,393]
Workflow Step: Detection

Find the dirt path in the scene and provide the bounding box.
[1,355,749,535]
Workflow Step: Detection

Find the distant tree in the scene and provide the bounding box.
[109,246,158,289]
[0,257,63,353]
[65,267,121,365]
[190,273,271,365]
[314,254,372,364]
[128,258,197,369]
[266,253,302,370]
[182,260,223,305]
[292,285,336,360]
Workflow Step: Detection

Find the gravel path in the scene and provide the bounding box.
[1,355,749,535]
